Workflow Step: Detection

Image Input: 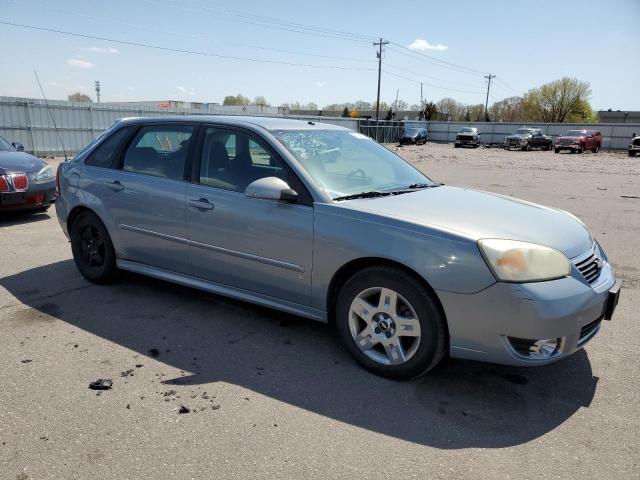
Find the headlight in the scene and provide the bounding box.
[478,239,571,282]
[34,165,54,183]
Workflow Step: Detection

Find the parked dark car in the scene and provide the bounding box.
[454,127,480,148]
[554,130,602,154]
[628,133,640,157]
[0,136,56,212]
[400,127,428,145]
[504,128,553,151]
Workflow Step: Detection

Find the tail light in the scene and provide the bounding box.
[0,176,8,192]
[12,174,28,191]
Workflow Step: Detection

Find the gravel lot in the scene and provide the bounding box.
[1,144,639,479]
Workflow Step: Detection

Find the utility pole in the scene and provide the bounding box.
[394,89,399,115]
[484,74,495,122]
[373,37,389,122]
[420,82,424,119]
[94,80,101,103]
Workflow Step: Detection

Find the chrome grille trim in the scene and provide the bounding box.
[572,244,603,285]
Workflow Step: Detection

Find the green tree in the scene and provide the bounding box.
[341,107,350,117]
[253,96,270,107]
[222,94,250,106]
[423,101,438,120]
[521,77,592,123]
[385,108,393,120]
[489,96,524,122]
[68,92,92,103]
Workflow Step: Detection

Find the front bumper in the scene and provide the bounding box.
[399,137,418,144]
[438,259,618,366]
[556,144,583,151]
[0,179,56,211]
[455,139,479,147]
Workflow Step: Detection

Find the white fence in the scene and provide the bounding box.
[2,97,638,155]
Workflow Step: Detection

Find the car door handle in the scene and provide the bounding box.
[189,198,214,211]
[105,180,124,191]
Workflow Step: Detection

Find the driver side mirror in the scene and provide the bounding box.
[244,176,298,203]
[12,141,24,152]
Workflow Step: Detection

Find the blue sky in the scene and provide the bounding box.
[1,0,638,110]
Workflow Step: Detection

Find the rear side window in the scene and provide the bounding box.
[122,125,193,181]
[85,127,131,168]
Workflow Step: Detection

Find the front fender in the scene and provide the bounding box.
[311,204,496,310]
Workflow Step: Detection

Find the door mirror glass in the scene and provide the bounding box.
[245,176,298,203]
[12,141,24,152]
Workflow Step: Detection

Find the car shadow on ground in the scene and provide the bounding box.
[0,210,51,227]
[1,259,598,449]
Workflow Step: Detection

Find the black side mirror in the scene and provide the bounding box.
[12,141,24,152]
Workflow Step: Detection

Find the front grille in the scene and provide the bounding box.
[557,138,574,145]
[458,135,475,141]
[508,138,520,146]
[574,249,603,285]
[634,138,640,146]
[578,317,602,346]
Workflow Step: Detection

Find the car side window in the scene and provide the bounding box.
[199,127,288,192]
[85,127,131,168]
[122,125,193,181]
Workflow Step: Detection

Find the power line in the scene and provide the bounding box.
[384,62,484,89]
[382,70,485,95]
[0,21,378,71]
[141,0,376,44]
[388,42,487,76]
[495,77,524,96]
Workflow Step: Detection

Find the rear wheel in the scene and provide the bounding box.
[336,266,447,380]
[592,144,600,153]
[70,211,118,284]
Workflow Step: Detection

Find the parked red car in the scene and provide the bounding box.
[554,130,602,154]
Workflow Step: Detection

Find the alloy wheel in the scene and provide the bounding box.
[348,287,421,365]
[79,225,106,268]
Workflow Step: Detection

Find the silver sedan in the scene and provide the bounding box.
[55,116,621,379]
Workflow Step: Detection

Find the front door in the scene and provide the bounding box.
[186,126,314,305]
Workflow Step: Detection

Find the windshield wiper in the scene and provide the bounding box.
[405,182,443,189]
[333,191,392,201]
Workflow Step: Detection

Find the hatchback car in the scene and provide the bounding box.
[56,116,620,379]
[400,127,428,145]
[0,135,56,212]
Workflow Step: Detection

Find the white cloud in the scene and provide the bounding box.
[66,58,95,69]
[47,81,60,88]
[80,46,119,54]
[315,81,326,87]
[176,86,186,93]
[407,38,448,51]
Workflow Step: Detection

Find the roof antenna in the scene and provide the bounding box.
[34,70,68,161]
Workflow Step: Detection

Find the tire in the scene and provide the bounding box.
[523,144,531,151]
[592,144,600,153]
[335,266,447,380]
[554,148,560,154]
[545,143,552,151]
[454,144,459,148]
[578,145,584,154]
[70,211,118,284]
[630,151,637,157]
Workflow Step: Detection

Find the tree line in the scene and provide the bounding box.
[66,76,596,124]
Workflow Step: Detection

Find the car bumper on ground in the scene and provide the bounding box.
[438,261,619,367]
[455,140,479,147]
[0,179,56,211]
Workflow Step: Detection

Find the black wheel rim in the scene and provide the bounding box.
[79,225,106,268]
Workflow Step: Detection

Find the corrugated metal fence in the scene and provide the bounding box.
[2,97,638,155]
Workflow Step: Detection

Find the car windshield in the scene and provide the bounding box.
[564,130,587,137]
[404,128,419,135]
[460,128,475,133]
[515,129,533,135]
[273,130,434,200]
[0,136,14,152]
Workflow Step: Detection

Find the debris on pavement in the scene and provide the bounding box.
[120,369,134,377]
[178,405,190,414]
[88,379,113,390]
[21,359,32,364]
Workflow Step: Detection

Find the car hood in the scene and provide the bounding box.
[556,136,584,140]
[0,151,47,175]
[506,133,530,139]
[338,185,592,258]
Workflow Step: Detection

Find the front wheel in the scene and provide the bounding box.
[630,151,637,157]
[70,211,118,284]
[523,144,531,151]
[554,148,560,154]
[336,266,447,380]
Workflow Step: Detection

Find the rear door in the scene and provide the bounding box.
[105,124,195,274]
[185,126,314,305]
